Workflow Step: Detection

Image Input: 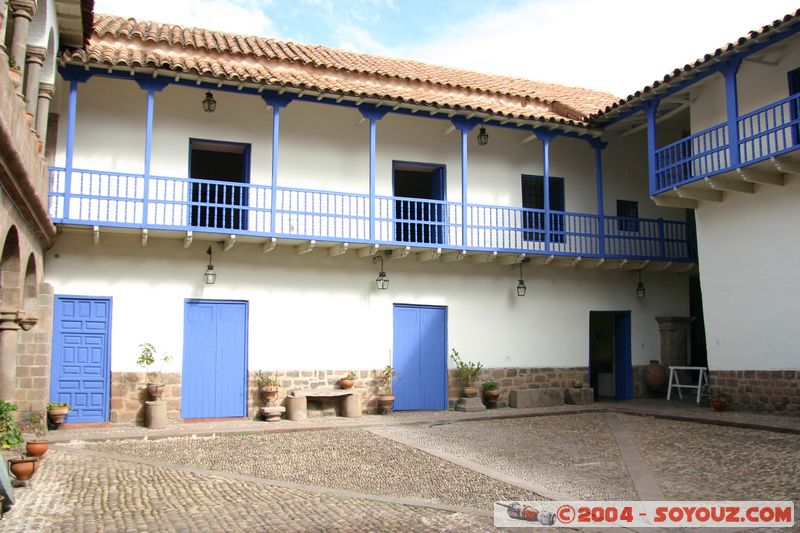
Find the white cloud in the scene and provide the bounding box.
[93,0,277,37]
[382,0,800,97]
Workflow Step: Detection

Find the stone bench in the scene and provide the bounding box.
[290,389,361,418]
[509,388,565,408]
[565,387,594,405]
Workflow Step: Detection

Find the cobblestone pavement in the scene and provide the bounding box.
[3,450,495,533]
[81,429,543,509]
[374,414,637,500]
[619,414,800,502]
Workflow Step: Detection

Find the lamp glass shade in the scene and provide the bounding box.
[202,92,217,113]
[516,279,526,297]
[376,272,389,290]
[636,281,646,299]
[204,265,217,285]
[477,126,489,146]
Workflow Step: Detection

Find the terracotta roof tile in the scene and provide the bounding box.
[591,9,800,123]
[63,14,621,128]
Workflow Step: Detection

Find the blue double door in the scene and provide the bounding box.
[392,304,447,410]
[51,296,112,423]
[182,300,248,419]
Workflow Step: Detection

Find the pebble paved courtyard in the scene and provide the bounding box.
[2,411,798,531]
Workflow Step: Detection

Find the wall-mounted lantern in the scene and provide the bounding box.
[636,270,646,299]
[477,126,489,146]
[202,91,217,113]
[374,255,389,290]
[516,261,526,297]
[204,246,217,284]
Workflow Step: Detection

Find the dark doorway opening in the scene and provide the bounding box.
[189,139,250,230]
[788,68,800,146]
[689,276,708,368]
[521,174,565,243]
[589,311,632,401]
[392,161,446,245]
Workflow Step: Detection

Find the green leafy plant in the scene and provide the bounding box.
[254,370,279,388]
[710,389,728,402]
[450,349,483,387]
[47,402,70,411]
[377,365,398,394]
[23,410,46,439]
[136,342,172,383]
[0,400,22,449]
[7,55,21,72]
[343,371,358,380]
[481,379,498,391]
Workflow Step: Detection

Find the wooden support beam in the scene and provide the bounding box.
[519,133,536,145]
[616,259,629,270]
[570,256,582,268]
[440,250,467,263]
[141,229,148,247]
[646,261,672,272]
[416,248,442,262]
[183,231,193,249]
[262,237,277,253]
[651,195,698,209]
[295,240,316,255]
[442,124,455,135]
[544,255,556,265]
[356,116,366,127]
[577,258,605,270]
[92,225,100,245]
[671,262,696,273]
[736,167,784,186]
[769,156,800,176]
[471,251,498,264]
[497,253,526,266]
[328,243,349,258]
[224,235,236,251]
[357,244,380,258]
[674,187,723,202]
[389,246,412,260]
[704,177,754,194]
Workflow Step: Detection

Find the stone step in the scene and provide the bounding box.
[509,388,564,408]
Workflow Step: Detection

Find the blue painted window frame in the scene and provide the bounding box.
[788,67,800,146]
[616,200,640,233]
[521,174,565,243]
[391,160,447,245]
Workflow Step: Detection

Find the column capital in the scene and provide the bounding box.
[38,82,54,99]
[10,0,36,19]
[25,45,47,65]
[0,309,39,330]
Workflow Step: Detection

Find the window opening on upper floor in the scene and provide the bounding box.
[189,139,251,231]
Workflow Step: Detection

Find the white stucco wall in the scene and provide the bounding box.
[52,76,683,223]
[45,233,689,373]
[694,176,800,371]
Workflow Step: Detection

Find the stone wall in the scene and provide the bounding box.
[110,372,181,424]
[449,367,590,408]
[709,370,800,415]
[14,282,53,412]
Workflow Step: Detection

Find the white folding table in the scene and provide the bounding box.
[666,366,708,404]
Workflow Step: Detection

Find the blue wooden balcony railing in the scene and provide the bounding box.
[653,92,800,194]
[48,167,695,262]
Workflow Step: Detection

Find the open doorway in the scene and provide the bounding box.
[189,139,250,230]
[589,311,632,400]
[392,161,446,245]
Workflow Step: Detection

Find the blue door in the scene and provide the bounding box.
[614,312,633,401]
[50,296,112,423]
[392,304,447,410]
[182,300,247,418]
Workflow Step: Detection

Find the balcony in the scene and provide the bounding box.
[653,92,800,202]
[48,167,696,267]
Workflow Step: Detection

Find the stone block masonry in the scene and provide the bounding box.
[450,367,589,408]
[710,370,800,415]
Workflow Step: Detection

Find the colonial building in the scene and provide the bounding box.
[0,3,796,423]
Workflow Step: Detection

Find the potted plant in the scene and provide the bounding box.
[7,56,22,88]
[450,349,483,398]
[8,455,38,481]
[710,390,728,412]
[255,370,280,405]
[23,410,48,457]
[47,402,71,429]
[0,400,22,450]
[136,342,172,400]
[339,371,357,389]
[482,379,500,405]
[376,365,398,414]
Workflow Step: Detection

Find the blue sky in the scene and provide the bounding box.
[93,0,799,97]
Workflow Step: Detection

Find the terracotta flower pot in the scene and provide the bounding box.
[483,389,500,402]
[8,457,38,481]
[147,383,165,400]
[644,360,667,392]
[48,406,70,429]
[377,394,395,414]
[711,399,727,412]
[463,386,478,398]
[259,386,279,405]
[26,440,48,457]
[339,378,355,389]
